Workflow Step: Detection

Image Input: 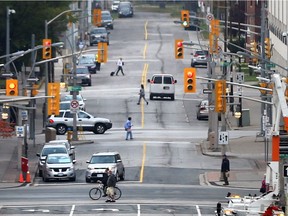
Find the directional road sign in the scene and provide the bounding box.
[218,131,229,145]
[284,164,288,177]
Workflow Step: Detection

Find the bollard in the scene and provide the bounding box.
[67,130,73,142]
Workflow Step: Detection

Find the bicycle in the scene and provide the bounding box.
[89,183,122,200]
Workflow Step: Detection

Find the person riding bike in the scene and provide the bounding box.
[97,168,109,197]
[105,169,117,202]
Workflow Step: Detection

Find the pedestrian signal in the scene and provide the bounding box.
[214,80,226,113]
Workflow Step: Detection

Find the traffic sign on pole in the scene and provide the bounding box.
[206,13,214,22]
[70,100,79,113]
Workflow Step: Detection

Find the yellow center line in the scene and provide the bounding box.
[139,143,146,183]
[144,21,148,40]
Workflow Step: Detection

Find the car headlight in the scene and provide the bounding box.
[68,166,74,171]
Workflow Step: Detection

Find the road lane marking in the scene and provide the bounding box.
[143,43,148,59]
[144,21,148,40]
[139,143,146,183]
[137,204,141,216]
[69,205,75,216]
[196,205,201,215]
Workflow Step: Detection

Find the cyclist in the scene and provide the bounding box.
[105,169,117,202]
[99,168,109,197]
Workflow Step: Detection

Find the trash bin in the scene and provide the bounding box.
[45,127,56,142]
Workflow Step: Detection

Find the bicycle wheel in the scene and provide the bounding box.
[89,187,102,200]
[114,187,122,200]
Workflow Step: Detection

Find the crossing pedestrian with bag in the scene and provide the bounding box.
[137,84,148,105]
[116,57,124,76]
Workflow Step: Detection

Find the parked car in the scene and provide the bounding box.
[89,27,110,46]
[61,94,86,111]
[77,54,97,74]
[147,74,177,100]
[48,139,76,160]
[47,110,113,135]
[101,11,114,29]
[111,0,120,11]
[191,50,209,67]
[36,144,72,177]
[196,99,209,120]
[85,152,125,183]
[42,153,76,182]
[118,1,133,18]
[75,66,92,86]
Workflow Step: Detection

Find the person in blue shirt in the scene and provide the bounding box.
[124,117,133,140]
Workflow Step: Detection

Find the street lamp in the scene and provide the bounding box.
[6,7,16,73]
[43,9,81,131]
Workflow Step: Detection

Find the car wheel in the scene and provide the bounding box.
[42,175,48,182]
[149,94,153,100]
[120,169,125,181]
[38,170,43,177]
[115,171,120,181]
[56,124,67,135]
[86,177,91,183]
[191,63,195,67]
[171,94,175,101]
[93,123,106,134]
[88,81,92,86]
[70,176,76,182]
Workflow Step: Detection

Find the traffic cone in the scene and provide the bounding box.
[26,171,31,183]
[18,172,24,183]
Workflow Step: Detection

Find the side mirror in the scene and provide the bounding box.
[174,80,177,83]
[147,79,151,82]
[86,160,90,164]
[36,153,40,157]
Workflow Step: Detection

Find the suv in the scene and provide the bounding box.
[36,144,72,177]
[48,139,76,160]
[75,66,92,86]
[191,50,209,67]
[85,152,125,183]
[47,110,112,135]
[101,11,114,29]
[147,74,177,100]
[89,27,110,46]
[111,0,120,11]
[118,1,133,18]
[196,99,209,120]
[42,153,76,182]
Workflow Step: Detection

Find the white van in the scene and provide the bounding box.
[147,74,177,100]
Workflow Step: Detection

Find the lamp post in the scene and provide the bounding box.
[6,7,16,73]
[43,9,81,131]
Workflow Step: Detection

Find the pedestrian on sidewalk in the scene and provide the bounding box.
[124,117,133,140]
[137,84,148,105]
[260,175,267,193]
[116,57,124,76]
[221,154,230,186]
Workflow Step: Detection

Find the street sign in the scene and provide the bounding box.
[15,126,25,137]
[236,72,244,83]
[284,164,288,177]
[21,110,28,121]
[68,86,82,92]
[203,89,212,94]
[218,131,229,145]
[206,13,214,22]
[70,100,79,113]
[267,63,275,68]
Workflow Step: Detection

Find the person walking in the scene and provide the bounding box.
[124,117,133,140]
[137,84,148,105]
[221,154,230,186]
[116,57,124,76]
[105,169,117,202]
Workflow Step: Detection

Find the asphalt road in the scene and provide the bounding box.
[0,10,261,216]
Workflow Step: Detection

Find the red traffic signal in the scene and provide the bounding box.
[175,39,184,59]
[42,39,52,59]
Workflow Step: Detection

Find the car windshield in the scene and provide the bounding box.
[91,28,106,34]
[47,155,71,164]
[42,148,67,156]
[62,95,83,101]
[90,155,116,164]
[196,51,208,56]
[78,57,94,64]
[76,68,89,74]
[102,15,112,20]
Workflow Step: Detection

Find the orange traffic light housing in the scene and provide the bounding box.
[184,68,196,93]
[47,82,60,116]
[6,79,18,96]
[181,10,190,27]
[214,80,226,113]
[93,9,101,26]
[42,39,52,59]
[175,39,184,59]
[250,41,258,64]
[265,38,271,59]
[98,42,108,63]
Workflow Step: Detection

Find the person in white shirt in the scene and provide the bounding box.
[116,58,124,76]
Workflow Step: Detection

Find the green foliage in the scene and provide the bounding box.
[227,37,245,53]
[0,1,73,67]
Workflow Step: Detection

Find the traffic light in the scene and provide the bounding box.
[265,38,271,59]
[31,84,39,97]
[250,41,258,64]
[214,80,226,113]
[93,9,101,26]
[209,20,220,54]
[175,39,184,59]
[181,10,190,27]
[184,67,196,93]
[6,79,18,96]
[42,39,52,59]
[211,19,220,36]
[97,42,108,63]
[47,82,60,116]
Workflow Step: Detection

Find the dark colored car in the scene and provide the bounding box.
[101,11,114,29]
[77,54,97,74]
[89,27,110,46]
[75,66,92,86]
[118,2,133,18]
